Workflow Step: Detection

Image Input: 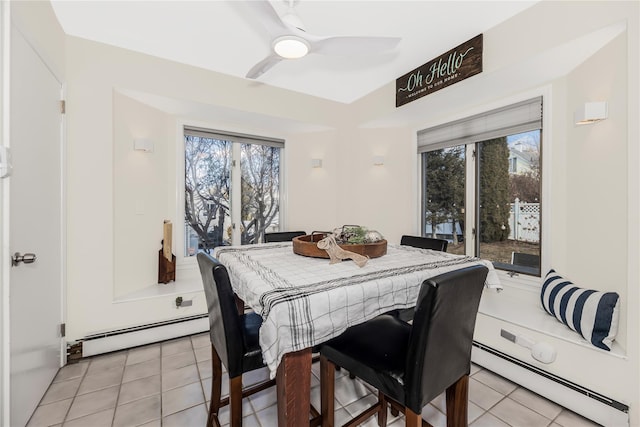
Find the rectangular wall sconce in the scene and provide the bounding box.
[574,101,608,125]
[134,138,154,152]
[373,156,384,166]
[311,158,323,168]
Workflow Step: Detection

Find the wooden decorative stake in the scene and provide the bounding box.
[158,220,176,283]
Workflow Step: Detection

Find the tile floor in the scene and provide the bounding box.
[27,333,602,427]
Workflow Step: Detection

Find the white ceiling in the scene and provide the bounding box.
[50,0,538,104]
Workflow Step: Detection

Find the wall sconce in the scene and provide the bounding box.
[311,158,323,168]
[373,156,384,166]
[574,102,608,125]
[133,138,154,152]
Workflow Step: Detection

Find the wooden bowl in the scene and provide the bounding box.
[292,234,387,259]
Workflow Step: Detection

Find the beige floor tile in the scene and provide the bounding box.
[26,398,73,427]
[554,408,602,427]
[53,362,88,383]
[122,357,160,383]
[61,408,114,427]
[86,353,127,376]
[510,386,563,420]
[472,369,518,395]
[162,381,205,416]
[421,403,447,427]
[77,367,123,395]
[162,363,201,392]
[195,344,212,363]
[191,333,210,349]
[162,403,208,427]
[197,359,212,379]
[118,374,161,405]
[40,378,81,405]
[490,397,552,427]
[470,411,511,427]
[333,374,372,407]
[161,337,193,356]
[28,332,604,427]
[162,350,196,372]
[126,344,161,366]
[468,377,505,410]
[66,386,119,421]
[112,394,161,427]
[248,384,278,412]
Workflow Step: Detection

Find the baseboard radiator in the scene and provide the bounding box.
[80,314,210,358]
[472,341,629,427]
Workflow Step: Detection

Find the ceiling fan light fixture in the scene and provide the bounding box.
[273,36,309,59]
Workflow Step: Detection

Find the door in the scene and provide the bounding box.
[7,24,64,427]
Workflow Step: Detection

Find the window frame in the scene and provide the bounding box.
[415,87,552,287]
[176,120,287,268]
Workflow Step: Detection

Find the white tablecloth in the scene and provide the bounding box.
[213,243,500,378]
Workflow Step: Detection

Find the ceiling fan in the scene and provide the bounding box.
[245,0,401,79]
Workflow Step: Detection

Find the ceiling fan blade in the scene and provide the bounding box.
[246,55,284,79]
[244,0,291,37]
[310,36,401,56]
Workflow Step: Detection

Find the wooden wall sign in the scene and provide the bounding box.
[396,34,483,108]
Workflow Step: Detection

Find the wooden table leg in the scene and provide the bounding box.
[277,348,312,427]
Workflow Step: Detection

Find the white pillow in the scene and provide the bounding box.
[541,269,620,351]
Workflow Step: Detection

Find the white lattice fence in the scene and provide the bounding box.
[509,198,540,242]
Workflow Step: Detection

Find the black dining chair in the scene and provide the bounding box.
[197,253,276,427]
[197,252,321,427]
[319,265,488,427]
[393,234,450,322]
[400,234,449,252]
[264,230,306,243]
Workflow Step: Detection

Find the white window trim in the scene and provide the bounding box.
[415,85,552,287]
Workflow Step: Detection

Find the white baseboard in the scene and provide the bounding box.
[81,316,209,357]
[472,342,628,427]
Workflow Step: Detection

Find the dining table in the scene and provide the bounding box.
[213,241,501,426]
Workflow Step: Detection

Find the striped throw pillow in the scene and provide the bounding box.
[541,269,620,351]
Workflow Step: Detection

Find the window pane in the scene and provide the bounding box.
[422,146,465,255]
[477,131,540,274]
[240,144,280,244]
[184,135,232,255]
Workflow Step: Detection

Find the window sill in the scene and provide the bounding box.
[113,267,202,304]
[478,271,626,359]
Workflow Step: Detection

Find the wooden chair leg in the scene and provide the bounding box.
[229,375,243,427]
[377,391,388,427]
[320,355,335,427]
[445,375,469,427]
[405,408,422,427]
[208,344,223,427]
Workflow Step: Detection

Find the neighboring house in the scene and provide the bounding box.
[508,144,538,175]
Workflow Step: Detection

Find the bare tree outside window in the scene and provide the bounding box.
[184,135,231,254]
[240,144,280,244]
[184,131,282,255]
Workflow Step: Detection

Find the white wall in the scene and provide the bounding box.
[113,92,172,297]
[58,0,639,423]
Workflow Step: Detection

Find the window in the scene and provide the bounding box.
[419,97,542,276]
[183,126,283,256]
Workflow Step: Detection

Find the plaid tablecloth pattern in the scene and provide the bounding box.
[213,243,500,378]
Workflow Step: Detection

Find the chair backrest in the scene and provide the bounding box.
[264,231,306,243]
[197,252,245,376]
[400,235,448,252]
[404,265,488,413]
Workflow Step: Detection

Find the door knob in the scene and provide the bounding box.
[11,252,36,267]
